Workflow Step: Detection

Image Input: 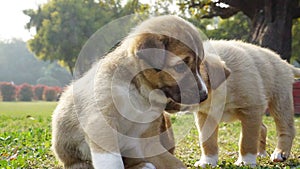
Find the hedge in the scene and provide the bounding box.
[0,82,17,101]
[0,82,62,101]
[33,85,46,100]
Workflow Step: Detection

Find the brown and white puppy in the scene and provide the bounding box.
[192,40,298,167]
[51,15,208,169]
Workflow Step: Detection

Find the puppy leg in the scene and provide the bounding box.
[52,107,93,169]
[124,115,185,169]
[258,123,267,157]
[269,92,295,162]
[160,113,175,154]
[235,108,263,167]
[65,162,94,169]
[83,113,125,169]
[143,115,186,169]
[194,112,219,168]
[124,157,156,169]
[145,151,186,169]
[124,152,186,169]
[89,140,124,169]
[53,138,93,169]
[126,161,156,169]
[123,140,186,169]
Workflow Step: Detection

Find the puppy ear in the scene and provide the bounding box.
[205,54,230,89]
[135,34,166,69]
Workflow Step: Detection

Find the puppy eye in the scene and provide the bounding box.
[173,63,187,73]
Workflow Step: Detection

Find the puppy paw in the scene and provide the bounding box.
[270,149,288,162]
[257,151,267,157]
[141,163,156,169]
[234,154,256,168]
[127,162,156,169]
[194,155,218,168]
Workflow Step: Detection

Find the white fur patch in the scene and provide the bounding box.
[197,73,208,94]
[235,153,256,167]
[194,154,218,168]
[91,152,124,169]
[270,151,284,162]
[257,151,267,158]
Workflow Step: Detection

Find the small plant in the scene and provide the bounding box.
[18,83,34,101]
[0,82,17,101]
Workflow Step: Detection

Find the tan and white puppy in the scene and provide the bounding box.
[193,40,298,167]
[51,15,208,169]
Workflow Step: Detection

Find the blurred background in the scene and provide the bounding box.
[1,0,299,86]
[0,1,299,168]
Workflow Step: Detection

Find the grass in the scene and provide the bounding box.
[0,102,58,169]
[172,114,300,169]
[0,102,299,168]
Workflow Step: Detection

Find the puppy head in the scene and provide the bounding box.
[201,53,231,90]
[128,16,208,105]
[164,53,231,113]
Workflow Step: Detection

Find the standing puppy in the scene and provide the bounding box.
[193,40,298,167]
[52,15,208,169]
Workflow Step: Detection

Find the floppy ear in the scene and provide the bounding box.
[135,34,166,69]
[205,54,231,90]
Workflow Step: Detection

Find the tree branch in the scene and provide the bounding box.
[207,4,240,19]
[221,0,262,19]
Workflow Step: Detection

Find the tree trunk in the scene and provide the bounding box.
[68,62,74,76]
[250,0,295,62]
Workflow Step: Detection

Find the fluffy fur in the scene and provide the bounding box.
[193,40,298,167]
[52,15,207,169]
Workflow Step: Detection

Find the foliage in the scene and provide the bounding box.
[43,87,60,101]
[187,12,251,41]
[0,83,61,101]
[0,82,17,101]
[149,0,177,15]
[177,0,300,20]
[37,76,61,87]
[17,83,34,101]
[0,39,45,85]
[0,106,299,168]
[24,0,148,75]
[33,85,46,100]
[177,0,300,62]
[292,18,300,62]
[0,39,72,86]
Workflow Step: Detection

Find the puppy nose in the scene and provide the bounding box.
[199,90,208,102]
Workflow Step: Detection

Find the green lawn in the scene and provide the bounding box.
[0,102,58,168]
[0,102,299,168]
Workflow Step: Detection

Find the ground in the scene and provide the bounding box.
[0,102,299,168]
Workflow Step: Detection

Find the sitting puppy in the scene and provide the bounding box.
[192,40,298,167]
[51,15,209,169]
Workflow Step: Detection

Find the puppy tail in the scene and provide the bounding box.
[291,67,300,78]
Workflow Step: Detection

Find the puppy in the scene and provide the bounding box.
[51,15,208,169]
[193,40,298,167]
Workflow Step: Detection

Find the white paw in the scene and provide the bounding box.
[257,151,267,157]
[141,163,156,169]
[270,150,287,162]
[235,154,256,167]
[91,152,124,169]
[194,155,218,168]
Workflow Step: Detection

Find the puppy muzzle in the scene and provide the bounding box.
[161,85,208,105]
